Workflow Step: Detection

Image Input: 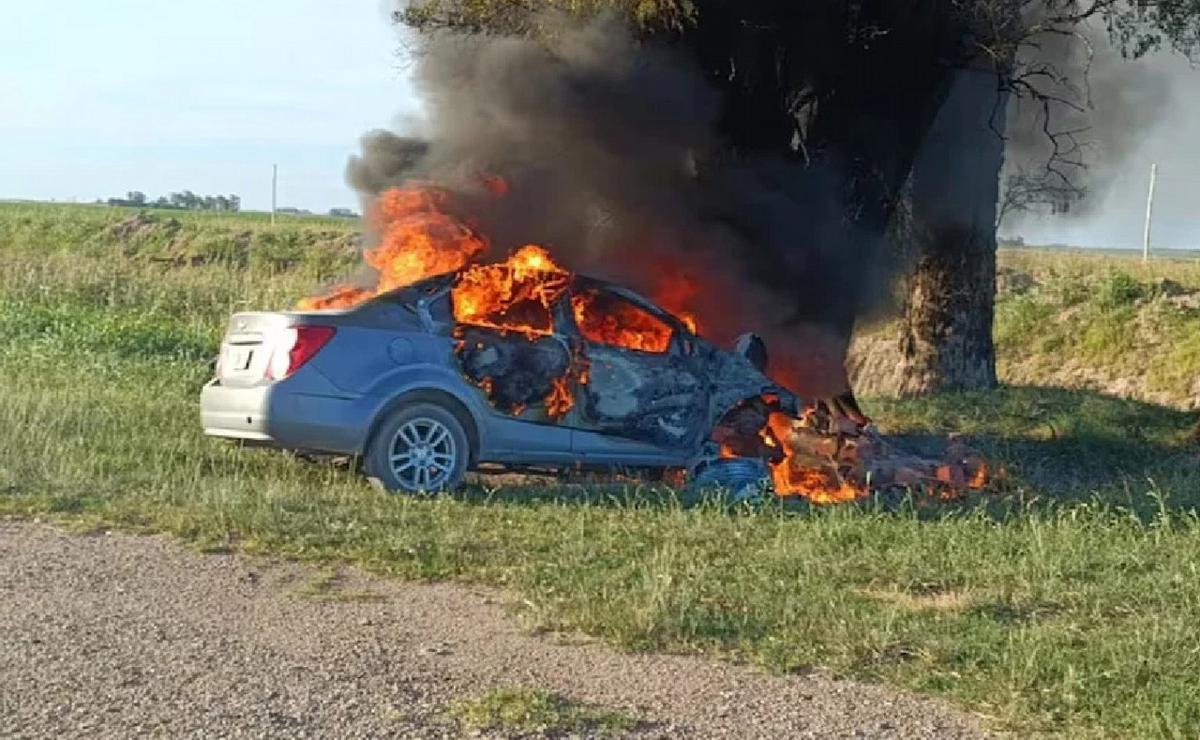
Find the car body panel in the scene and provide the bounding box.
[576,343,709,448]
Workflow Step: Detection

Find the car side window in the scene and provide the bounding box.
[452,264,567,338]
[571,288,674,354]
[376,282,455,332]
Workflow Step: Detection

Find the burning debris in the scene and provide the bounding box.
[297,181,993,503]
[711,398,991,503]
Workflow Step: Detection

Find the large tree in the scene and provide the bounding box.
[397,0,1200,395]
[893,1,1200,395]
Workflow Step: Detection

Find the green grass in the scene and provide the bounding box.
[3,202,1200,738]
[448,688,639,736]
[993,249,1200,406]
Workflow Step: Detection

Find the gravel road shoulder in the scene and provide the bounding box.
[0,522,992,738]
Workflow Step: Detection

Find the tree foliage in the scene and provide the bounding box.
[393,0,1200,253]
[105,190,241,212]
[1102,0,1200,56]
[394,1,1199,184]
[400,1,1200,48]
[399,0,696,33]
[941,2,1197,219]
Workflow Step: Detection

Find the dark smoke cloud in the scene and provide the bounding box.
[345,16,856,396]
[350,19,717,266]
[1002,21,1174,218]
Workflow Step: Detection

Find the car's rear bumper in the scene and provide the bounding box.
[200,380,365,453]
[201,380,272,441]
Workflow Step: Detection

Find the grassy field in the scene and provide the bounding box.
[854,246,1200,410]
[2,202,1199,738]
[995,249,1200,408]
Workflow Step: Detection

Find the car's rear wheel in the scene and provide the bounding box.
[366,403,470,493]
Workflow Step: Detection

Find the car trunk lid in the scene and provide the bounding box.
[218,310,349,383]
[216,312,291,387]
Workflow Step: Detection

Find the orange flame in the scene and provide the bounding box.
[367,187,487,293]
[296,285,375,312]
[764,412,864,503]
[714,407,865,504]
[452,245,569,338]
[298,185,487,311]
[572,289,674,353]
[968,462,988,489]
[546,376,575,418]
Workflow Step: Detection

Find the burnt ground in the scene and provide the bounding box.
[0,523,991,739]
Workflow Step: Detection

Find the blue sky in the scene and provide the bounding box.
[3,3,1197,246]
[2,0,417,212]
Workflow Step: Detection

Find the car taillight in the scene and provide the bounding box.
[267,325,335,380]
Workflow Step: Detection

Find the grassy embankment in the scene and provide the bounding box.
[2,202,1199,738]
[854,246,1200,411]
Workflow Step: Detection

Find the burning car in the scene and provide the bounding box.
[200,245,800,493]
[201,185,990,501]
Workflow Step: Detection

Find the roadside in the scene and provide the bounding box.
[0,523,988,739]
[851,249,1200,410]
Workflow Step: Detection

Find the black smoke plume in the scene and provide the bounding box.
[344,17,865,396]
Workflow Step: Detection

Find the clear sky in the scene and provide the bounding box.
[4,3,1198,245]
[2,0,417,213]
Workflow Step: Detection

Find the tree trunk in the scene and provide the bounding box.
[894,66,1007,395]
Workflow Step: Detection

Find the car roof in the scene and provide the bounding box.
[372,267,689,333]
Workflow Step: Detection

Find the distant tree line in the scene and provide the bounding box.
[102,190,360,218]
[105,190,241,212]
[280,206,361,218]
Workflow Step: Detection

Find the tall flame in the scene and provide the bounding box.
[297,185,486,311]
[452,245,568,338]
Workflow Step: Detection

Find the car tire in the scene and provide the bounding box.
[366,402,470,494]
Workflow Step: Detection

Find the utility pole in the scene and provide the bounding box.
[271,164,278,226]
[1142,162,1158,263]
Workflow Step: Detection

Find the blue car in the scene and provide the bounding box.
[200,270,799,493]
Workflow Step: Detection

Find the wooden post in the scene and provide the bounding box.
[1143,163,1158,263]
[271,164,278,226]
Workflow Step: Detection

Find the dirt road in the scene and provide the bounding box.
[0,523,990,738]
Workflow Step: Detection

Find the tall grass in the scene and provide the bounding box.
[3,203,1200,737]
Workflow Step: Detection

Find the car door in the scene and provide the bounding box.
[450,283,577,459]
[566,282,711,456]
